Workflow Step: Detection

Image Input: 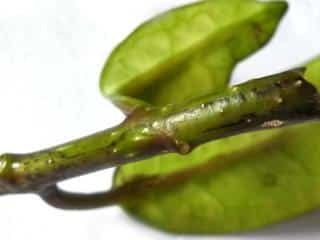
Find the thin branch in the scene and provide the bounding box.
[1,69,320,208]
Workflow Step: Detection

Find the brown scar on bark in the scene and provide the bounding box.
[262,120,284,128]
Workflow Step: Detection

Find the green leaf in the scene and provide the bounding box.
[100,0,291,234]
[100,0,288,110]
[113,64,320,234]
[117,123,320,234]
[305,56,320,91]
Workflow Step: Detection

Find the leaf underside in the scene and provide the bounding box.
[101,0,288,108]
[99,0,320,234]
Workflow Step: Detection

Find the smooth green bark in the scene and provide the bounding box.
[1,68,320,205]
[1,0,289,202]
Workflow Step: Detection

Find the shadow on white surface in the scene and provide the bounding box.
[240,210,320,239]
[115,208,320,240]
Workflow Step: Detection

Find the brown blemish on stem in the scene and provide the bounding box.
[262,120,284,128]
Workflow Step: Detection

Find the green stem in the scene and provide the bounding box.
[1,69,319,209]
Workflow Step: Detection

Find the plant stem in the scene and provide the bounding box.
[1,69,319,207]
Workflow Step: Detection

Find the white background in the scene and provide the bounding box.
[0,0,320,239]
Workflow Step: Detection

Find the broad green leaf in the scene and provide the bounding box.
[100,0,288,109]
[100,0,290,234]
[113,62,320,233]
